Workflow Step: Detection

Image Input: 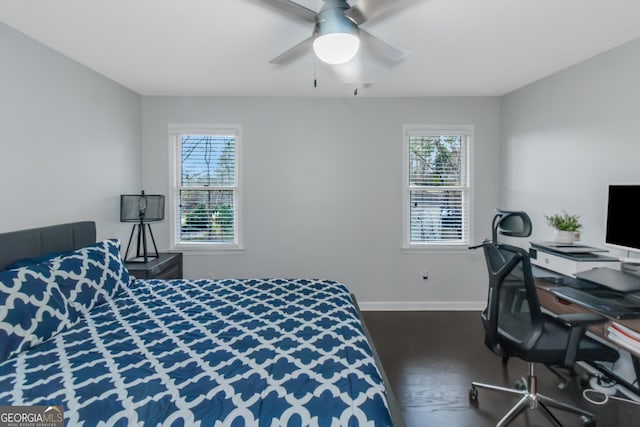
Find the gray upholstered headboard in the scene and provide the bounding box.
[0,221,96,271]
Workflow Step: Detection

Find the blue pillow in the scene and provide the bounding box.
[0,263,77,362]
[48,239,131,313]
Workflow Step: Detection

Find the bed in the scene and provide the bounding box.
[0,222,401,426]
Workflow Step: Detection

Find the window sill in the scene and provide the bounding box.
[402,244,471,254]
[171,243,245,254]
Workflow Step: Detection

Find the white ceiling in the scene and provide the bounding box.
[2,0,640,97]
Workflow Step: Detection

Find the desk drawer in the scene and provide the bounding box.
[530,250,620,277]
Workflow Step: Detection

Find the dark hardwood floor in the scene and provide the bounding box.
[362,311,640,427]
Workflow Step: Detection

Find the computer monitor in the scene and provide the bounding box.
[605,184,640,253]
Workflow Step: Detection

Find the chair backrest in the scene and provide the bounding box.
[479,210,544,356]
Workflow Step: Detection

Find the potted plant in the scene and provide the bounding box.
[544,212,582,244]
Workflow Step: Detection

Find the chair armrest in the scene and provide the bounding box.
[555,312,608,326]
[553,313,608,368]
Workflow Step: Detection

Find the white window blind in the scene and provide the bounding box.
[170,125,241,249]
[404,126,472,247]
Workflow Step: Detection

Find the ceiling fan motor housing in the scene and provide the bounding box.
[314,0,359,38]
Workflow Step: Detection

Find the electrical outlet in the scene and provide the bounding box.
[422,271,429,280]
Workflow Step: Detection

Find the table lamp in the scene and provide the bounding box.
[120,191,165,262]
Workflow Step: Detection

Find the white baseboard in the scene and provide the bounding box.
[358,301,485,311]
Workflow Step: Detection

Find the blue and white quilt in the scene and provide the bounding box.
[0,272,392,426]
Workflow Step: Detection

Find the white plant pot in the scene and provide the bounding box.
[555,230,580,244]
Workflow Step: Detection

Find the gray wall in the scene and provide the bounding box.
[142,96,501,307]
[501,37,640,255]
[0,23,141,244]
[13,18,637,306]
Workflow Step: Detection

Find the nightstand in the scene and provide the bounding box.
[125,253,183,280]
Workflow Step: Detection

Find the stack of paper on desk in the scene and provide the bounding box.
[608,322,640,354]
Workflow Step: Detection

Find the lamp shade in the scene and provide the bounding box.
[313,33,360,65]
[120,192,165,223]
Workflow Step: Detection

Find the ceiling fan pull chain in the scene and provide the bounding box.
[313,59,317,88]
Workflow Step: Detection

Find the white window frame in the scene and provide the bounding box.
[402,124,473,251]
[168,123,243,252]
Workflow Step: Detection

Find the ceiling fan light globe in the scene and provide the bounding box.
[313,33,360,65]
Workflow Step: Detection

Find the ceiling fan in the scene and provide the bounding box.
[262,0,411,66]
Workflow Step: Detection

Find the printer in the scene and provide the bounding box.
[529,241,620,277]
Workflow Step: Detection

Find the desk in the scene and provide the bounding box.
[536,280,640,357]
[536,278,640,395]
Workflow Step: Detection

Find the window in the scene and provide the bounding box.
[169,124,242,250]
[403,125,472,248]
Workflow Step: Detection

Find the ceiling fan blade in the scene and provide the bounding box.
[332,58,365,84]
[269,36,314,64]
[346,0,397,24]
[346,0,420,25]
[261,0,317,23]
[360,29,408,64]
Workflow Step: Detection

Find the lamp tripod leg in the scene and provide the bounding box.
[136,223,144,259]
[141,222,149,262]
[124,225,136,261]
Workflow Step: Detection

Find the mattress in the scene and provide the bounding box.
[0,277,392,426]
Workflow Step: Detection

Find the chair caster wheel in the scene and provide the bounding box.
[469,387,478,401]
[580,415,596,427]
[514,378,527,391]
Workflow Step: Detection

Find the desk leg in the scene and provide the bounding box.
[632,355,640,391]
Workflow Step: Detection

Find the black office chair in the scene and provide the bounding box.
[469,210,619,427]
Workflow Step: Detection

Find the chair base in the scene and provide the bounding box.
[469,363,595,427]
